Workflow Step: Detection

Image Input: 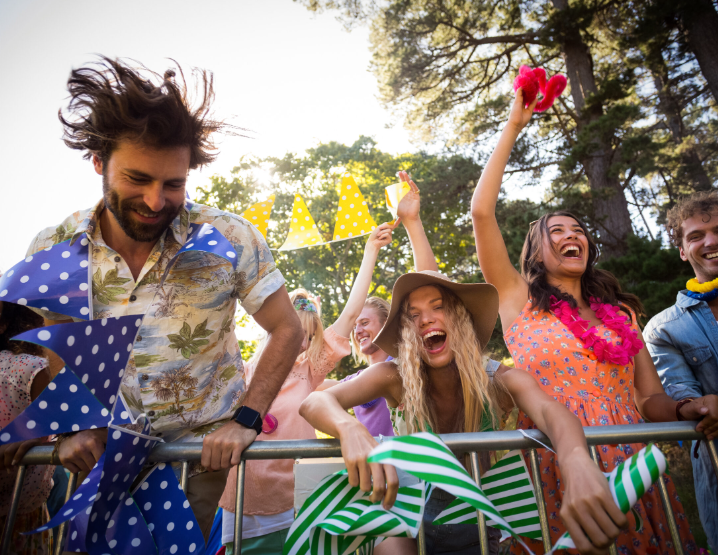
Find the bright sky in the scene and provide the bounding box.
[0,0,418,271]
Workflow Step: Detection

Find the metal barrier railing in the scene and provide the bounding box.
[3,422,717,555]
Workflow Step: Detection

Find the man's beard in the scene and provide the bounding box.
[102,174,182,243]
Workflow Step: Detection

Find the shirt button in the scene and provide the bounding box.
[130,294,137,302]
[136,335,142,342]
[147,411,155,417]
[114,256,121,263]
[693,357,698,362]
[592,389,601,397]
[142,374,149,381]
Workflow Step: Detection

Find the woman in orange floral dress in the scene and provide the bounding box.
[469,88,718,554]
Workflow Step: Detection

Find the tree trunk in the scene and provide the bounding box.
[551,0,633,258]
[680,0,718,105]
[650,55,713,192]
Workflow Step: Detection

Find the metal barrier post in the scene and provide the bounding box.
[588,446,618,555]
[416,520,427,555]
[1,465,27,555]
[179,461,189,493]
[469,452,490,555]
[656,476,685,555]
[706,439,718,478]
[52,472,78,555]
[233,461,246,555]
[527,449,552,553]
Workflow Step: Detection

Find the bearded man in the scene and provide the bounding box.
[644,190,718,551]
[24,57,303,541]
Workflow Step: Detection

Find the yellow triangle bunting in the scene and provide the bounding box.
[241,195,276,238]
[332,173,377,241]
[277,194,325,251]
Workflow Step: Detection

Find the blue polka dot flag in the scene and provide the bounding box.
[30,453,106,534]
[106,496,157,555]
[179,224,238,270]
[0,235,91,320]
[12,315,143,410]
[85,424,161,555]
[111,393,134,426]
[0,367,110,445]
[132,462,206,555]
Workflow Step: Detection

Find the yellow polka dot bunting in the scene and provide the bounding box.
[278,194,325,251]
[0,367,111,445]
[332,173,377,241]
[242,195,276,238]
[0,234,91,320]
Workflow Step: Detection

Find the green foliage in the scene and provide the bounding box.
[598,235,693,324]
[199,137,543,377]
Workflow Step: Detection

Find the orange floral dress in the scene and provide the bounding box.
[504,299,696,554]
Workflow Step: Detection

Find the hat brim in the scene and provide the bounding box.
[374,272,499,359]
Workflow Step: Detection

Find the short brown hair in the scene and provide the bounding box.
[666,191,718,247]
[59,56,225,169]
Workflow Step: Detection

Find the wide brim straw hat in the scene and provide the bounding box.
[374,270,499,359]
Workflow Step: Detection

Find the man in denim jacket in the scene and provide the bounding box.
[644,191,718,550]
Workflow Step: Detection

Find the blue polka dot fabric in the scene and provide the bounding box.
[132,463,206,555]
[12,314,143,409]
[179,224,238,270]
[0,234,91,319]
[106,495,157,555]
[85,424,160,555]
[0,367,110,445]
[29,453,105,534]
[111,393,134,426]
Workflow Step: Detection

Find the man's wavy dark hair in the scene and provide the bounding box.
[59,56,226,169]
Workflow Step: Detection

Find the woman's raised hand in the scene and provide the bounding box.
[507,88,538,133]
[560,452,627,554]
[339,420,399,509]
[396,171,421,223]
[366,221,399,254]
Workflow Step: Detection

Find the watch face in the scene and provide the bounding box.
[235,406,261,430]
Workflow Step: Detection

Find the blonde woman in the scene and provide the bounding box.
[300,272,627,555]
[218,221,397,555]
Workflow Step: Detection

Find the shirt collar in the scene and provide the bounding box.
[676,289,703,308]
[70,198,190,247]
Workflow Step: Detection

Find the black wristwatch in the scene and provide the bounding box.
[232,405,263,435]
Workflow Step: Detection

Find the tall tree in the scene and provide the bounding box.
[299,0,656,257]
[677,0,718,104]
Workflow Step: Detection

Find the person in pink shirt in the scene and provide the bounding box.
[218,220,398,555]
[0,300,53,555]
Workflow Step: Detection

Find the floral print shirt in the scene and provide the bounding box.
[25,199,284,444]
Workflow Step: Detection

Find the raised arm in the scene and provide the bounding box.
[201,285,303,470]
[498,365,626,554]
[471,91,535,328]
[332,222,397,338]
[396,171,439,272]
[300,361,403,508]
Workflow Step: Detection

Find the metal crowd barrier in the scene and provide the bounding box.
[3,422,716,555]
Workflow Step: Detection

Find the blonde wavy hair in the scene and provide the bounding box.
[350,297,390,364]
[396,285,501,434]
[251,288,324,368]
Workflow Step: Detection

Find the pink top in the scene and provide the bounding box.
[219,326,351,516]
[0,350,54,516]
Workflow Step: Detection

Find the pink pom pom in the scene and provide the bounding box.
[513,66,567,112]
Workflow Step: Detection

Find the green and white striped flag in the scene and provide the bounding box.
[367,433,534,553]
[283,470,430,555]
[433,450,542,540]
[548,443,667,553]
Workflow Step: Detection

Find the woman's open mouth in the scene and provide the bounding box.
[560,243,582,260]
[422,329,447,354]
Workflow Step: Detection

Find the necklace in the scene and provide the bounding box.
[550,296,644,365]
[686,277,718,302]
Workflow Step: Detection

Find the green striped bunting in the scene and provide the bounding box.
[432,450,542,540]
[548,443,667,553]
